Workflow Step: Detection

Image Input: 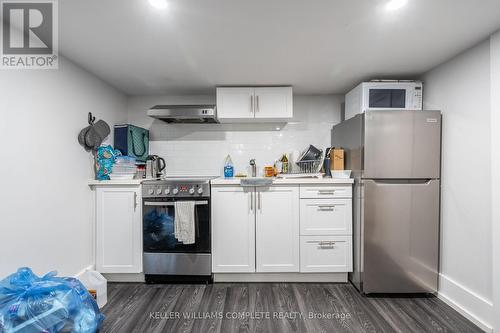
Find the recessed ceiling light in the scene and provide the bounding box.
[386,0,407,11]
[149,0,168,10]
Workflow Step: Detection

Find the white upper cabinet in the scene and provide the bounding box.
[255,186,300,272]
[253,87,293,119]
[95,186,142,273]
[216,86,293,122]
[211,186,256,273]
[216,87,254,120]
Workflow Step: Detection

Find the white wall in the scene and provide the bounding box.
[490,30,500,333]
[422,40,493,331]
[127,95,343,176]
[0,57,127,278]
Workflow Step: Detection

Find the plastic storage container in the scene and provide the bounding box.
[110,155,137,180]
[332,170,352,179]
[77,270,107,309]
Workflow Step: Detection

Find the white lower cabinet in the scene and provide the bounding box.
[95,186,142,273]
[211,186,255,272]
[300,236,352,272]
[299,185,353,273]
[211,183,353,276]
[211,185,300,273]
[256,186,299,272]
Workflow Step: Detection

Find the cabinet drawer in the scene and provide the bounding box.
[300,236,352,273]
[300,199,352,235]
[300,186,352,199]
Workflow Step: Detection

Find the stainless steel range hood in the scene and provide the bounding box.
[148,105,218,124]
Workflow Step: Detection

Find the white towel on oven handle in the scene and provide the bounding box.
[174,201,196,244]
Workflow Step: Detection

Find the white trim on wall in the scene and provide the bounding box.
[421,37,494,332]
[490,30,500,333]
[438,274,493,332]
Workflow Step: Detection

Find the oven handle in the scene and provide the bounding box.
[144,201,208,206]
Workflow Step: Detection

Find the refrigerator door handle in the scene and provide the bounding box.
[368,179,433,185]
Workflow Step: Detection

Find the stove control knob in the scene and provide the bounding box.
[197,188,203,195]
[172,188,179,195]
[164,188,170,195]
[189,187,195,195]
[156,188,162,195]
[148,188,154,195]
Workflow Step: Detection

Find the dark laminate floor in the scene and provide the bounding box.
[101,283,481,333]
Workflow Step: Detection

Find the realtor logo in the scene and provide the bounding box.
[1,0,58,69]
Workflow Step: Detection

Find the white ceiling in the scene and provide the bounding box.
[59,0,500,95]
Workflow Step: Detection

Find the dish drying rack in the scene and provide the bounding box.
[277,158,324,178]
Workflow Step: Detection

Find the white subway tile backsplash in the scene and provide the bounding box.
[128,95,343,176]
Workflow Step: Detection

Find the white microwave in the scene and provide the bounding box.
[345,81,423,120]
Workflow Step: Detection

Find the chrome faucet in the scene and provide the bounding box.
[249,159,256,177]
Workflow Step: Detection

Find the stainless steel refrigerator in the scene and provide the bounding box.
[332,110,441,294]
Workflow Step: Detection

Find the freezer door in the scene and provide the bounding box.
[331,114,364,173]
[363,179,439,293]
[364,110,441,179]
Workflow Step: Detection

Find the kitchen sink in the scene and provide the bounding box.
[240,177,273,187]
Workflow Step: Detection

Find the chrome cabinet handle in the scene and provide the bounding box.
[258,191,261,210]
[256,95,259,112]
[250,191,254,211]
[318,241,336,247]
[134,192,138,211]
[317,205,336,210]
[318,190,335,195]
[250,95,254,113]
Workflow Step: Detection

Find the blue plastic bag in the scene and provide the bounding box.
[0,267,104,333]
[95,145,121,180]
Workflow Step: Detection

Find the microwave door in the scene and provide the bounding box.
[368,89,406,109]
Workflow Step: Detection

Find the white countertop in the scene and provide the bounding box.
[210,177,354,185]
[88,179,144,186]
[88,176,354,186]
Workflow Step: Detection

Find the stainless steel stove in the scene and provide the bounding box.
[142,176,216,283]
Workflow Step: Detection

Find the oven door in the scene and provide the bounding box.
[142,198,211,254]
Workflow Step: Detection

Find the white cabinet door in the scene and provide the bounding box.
[256,186,300,272]
[216,87,255,121]
[254,87,293,119]
[212,186,256,272]
[96,186,142,273]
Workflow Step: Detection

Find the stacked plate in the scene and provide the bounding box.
[109,156,137,180]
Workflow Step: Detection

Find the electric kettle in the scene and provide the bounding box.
[146,155,166,178]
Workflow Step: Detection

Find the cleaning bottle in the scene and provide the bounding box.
[223,155,234,178]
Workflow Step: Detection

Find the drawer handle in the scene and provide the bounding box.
[317,205,336,209]
[318,190,335,195]
[318,241,336,248]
